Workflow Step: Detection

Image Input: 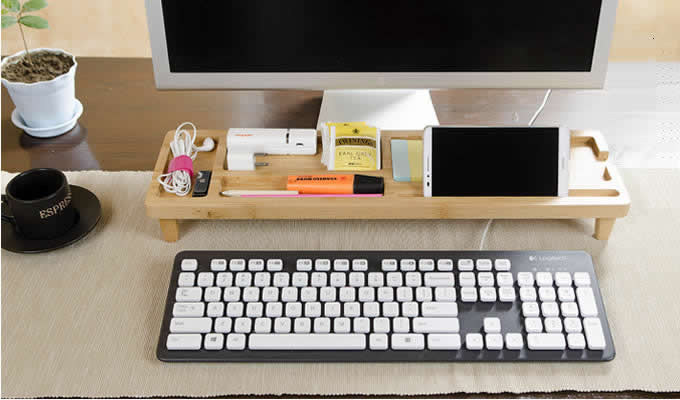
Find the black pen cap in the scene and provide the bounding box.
[353,175,384,194]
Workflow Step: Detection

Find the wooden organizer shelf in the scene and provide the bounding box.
[146,129,630,242]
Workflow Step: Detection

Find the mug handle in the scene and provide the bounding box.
[1,195,16,225]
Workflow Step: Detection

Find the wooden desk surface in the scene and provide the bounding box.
[1,57,674,399]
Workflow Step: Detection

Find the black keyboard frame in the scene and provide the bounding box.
[157,250,615,362]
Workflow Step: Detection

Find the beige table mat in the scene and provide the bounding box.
[2,170,680,397]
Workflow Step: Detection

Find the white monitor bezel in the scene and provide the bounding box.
[145,0,618,90]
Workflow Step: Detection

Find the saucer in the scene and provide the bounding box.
[11,99,83,138]
[2,185,101,254]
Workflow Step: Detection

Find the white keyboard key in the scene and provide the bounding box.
[428,333,461,350]
[334,317,351,333]
[517,272,534,287]
[226,302,244,317]
[314,317,331,333]
[383,302,399,317]
[207,302,224,317]
[358,287,375,302]
[266,302,283,317]
[419,259,435,271]
[204,287,221,302]
[558,287,576,302]
[576,287,598,317]
[527,333,566,350]
[437,259,453,271]
[301,287,317,302]
[305,302,322,317]
[320,287,336,302]
[478,272,494,287]
[396,287,413,302]
[476,259,492,271]
[229,259,245,271]
[214,317,232,333]
[216,272,233,287]
[421,302,458,317]
[273,272,289,287]
[393,317,410,333]
[292,272,308,287]
[334,259,350,271]
[378,287,394,302]
[266,259,283,271]
[315,259,331,271]
[330,272,346,287]
[181,259,198,271]
[363,302,380,317]
[262,287,279,302]
[435,287,456,302]
[234,317,252,333]
[465,333,484,350]
[522,302,540,317]
[539,287,556,301]
[254,317,272,333]
[344,302,361,317]
[204,333,224,350]
[223,287,240,302]
[275,317,292,333]
[254,272,271,287]
[561,302,580,317]
[520,287,537,301]
[369,333,389,350]
[324,302,341,317]
[352,259,368,271]
[173,302,204,317]
[424,272,455,287]
[583,317,606,350]
[248,259,264,271]
[494,259,511,271]
[485,333,503,350]
[354,317,371,333]
[339,287,355,302]
[484,317,501,333]
[285,302,302,317]
[392,334,425,350]
[524,317,543,333]
[402,302,419,317]
[405,272,422,287]
[386,272,403,287]
[459,272,476,287]
[297,259,312,271]
[242,287,259,302]
[373,317,390,333]
[170,317,212,333]
[178,272,195,287]
[349,272,365,287]
[505,333,524,350]
[457,259,474,271]
[235,272,252,287]
[536,272,553,287]
[176,287,202,302]
[496,272,513,287]
[480,287,497,302]
[541,302,559,317]
[460,287,477,302]
[544,317,563,333]
[567,333,586,350]
[413,317,459,333]
[381,259,397,271]
[368,272,384,287]
[564,317,582,333]
[226,333,246,350]
[416,287,432,302]
[400,259,417,271]
[499,287,516,302]
[167,333,201,350]
[294,317,311,333]
[555,272,572,287]
[246,302,263,317]
[574,272,591,287]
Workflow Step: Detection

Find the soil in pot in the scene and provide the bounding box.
[1,51,74,84]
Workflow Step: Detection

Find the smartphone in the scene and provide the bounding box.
[423,126,569,197]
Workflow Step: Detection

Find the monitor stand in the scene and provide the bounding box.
[317,89,440,131]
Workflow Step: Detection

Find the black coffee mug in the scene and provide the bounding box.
[1,168,77,239]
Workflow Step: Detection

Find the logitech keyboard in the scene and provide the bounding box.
[157,250,614,362]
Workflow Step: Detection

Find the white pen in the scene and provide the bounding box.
[221,190,299,197]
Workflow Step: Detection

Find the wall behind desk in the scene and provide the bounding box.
[1,0,678,61]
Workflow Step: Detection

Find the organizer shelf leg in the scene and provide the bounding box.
[594,218,616,240]
[160,219,180,242]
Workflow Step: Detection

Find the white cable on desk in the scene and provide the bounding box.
[157,122,214,196]
[478,89,552,250]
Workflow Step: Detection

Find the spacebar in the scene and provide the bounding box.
[249,334,366,350]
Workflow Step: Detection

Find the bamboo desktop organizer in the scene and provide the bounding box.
[145,129,630,242]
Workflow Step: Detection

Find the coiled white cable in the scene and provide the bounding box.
[157,122,214,196]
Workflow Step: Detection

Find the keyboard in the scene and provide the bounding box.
[157,250,615,362]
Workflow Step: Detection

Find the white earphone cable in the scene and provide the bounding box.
[157,122,205,196]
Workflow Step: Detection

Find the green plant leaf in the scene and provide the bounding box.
[1,8,7,15]
[2,0,19,12]
[1,14,16,28]
[22,0,47,12]
[19,14,47,28]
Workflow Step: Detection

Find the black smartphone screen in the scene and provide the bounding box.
[431,127,560,196]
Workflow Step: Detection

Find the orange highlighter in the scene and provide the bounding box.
[287,174,384,195]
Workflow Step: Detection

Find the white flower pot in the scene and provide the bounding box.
[1,48,77,136]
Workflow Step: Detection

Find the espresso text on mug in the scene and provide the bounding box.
[39,192,72,219]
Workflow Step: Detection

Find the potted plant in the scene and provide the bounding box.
[1,0,80,138]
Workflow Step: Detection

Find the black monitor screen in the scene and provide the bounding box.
[162,0,602,73]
